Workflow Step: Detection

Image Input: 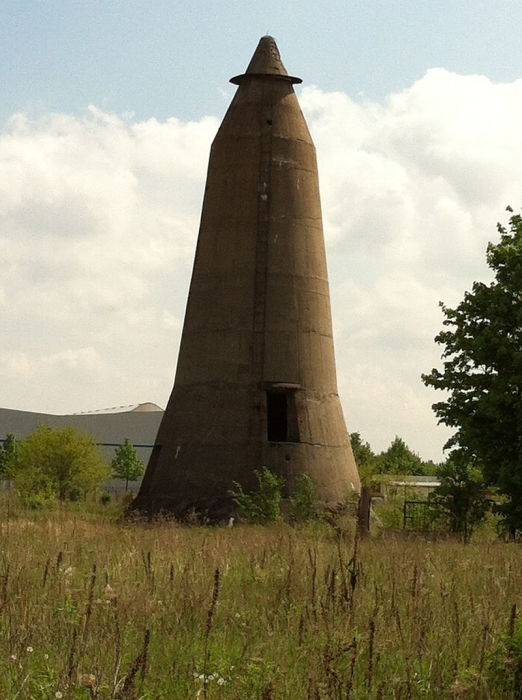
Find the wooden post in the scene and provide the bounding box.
[357,486,371,537]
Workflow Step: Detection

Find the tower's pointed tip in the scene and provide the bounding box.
[245,36,287,77]
[230,36,302,85]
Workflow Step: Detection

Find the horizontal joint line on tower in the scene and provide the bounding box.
[270,215,321,222]
[270,440,348,448]
[300,330,333,338]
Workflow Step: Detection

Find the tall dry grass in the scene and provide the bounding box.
[0,497,520,698]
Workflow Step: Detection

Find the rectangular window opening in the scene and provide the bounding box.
[266,390,300,443]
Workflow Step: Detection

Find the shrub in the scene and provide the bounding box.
[0,433,16,478]
[288,474,317,522]
[230,467,283,524]
[10,425,109,503]
[487,616,522,697]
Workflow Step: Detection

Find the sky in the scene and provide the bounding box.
[1,0,522,461]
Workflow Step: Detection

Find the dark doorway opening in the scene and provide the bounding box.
[266,390,300,442]
[267,391,287,441]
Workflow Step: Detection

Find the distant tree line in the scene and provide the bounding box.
[350,432,442,482]
[350,432,490,541]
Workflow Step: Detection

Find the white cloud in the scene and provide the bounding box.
[1,69,521,459]
[0,108,218,414]
[300,69,522,458]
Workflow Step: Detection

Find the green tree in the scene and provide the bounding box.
[350,432,374,467]
[350,432,379,484]
[423,208,522,536]
[230,467,283,524]
[11,425,109,505]
[421,459,443,476]
[111,438,145,491]
[429,452,489,542]
[376,436,423,475]
[0,433,17,478]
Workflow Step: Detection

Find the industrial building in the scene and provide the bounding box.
[0,403,163,465]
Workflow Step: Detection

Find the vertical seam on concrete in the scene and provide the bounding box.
[249,81,274,453]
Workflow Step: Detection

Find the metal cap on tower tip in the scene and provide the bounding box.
[230,35,302,85]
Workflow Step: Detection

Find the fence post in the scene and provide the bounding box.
[357,486,371,537]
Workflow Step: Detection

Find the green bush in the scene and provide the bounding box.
[230,467,283,524]
[487,617,522,697]
[288,474,317,522]
[10,425,109,503]
[0,433,16,478]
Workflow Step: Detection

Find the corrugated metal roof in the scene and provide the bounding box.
[72,402,163,415]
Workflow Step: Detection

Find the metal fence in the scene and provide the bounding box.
[403,500,443,532]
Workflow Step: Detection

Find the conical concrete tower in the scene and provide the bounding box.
[133,37,360,518]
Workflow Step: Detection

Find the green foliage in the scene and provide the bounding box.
[0,498,520,697]
[111,438,145,490]
[10,425,109,504]
[375,436,424,475]
[423,208,522,536]
[487,617,522,698]
[373,497,405,529]
[429,451,489,541]
[231,470,320,524]
[350,432,375,468]
[230,467,283,524]
[0,433,16,478]
[351,432,442,485]
[288,474,317,522]
[421,459,442,476]
[350,432,378,484]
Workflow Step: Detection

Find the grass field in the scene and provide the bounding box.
[0,499,521,699]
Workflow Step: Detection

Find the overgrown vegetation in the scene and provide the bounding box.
[423,207,522,537]
[429,452,490,542]
[1,205,519,694]
[0,433,16,478]
[488,615,522,699]
[231,469,319,525]
[350,432,442,485]
[7,425,109,507]
[288,474,317,523]
[230,467,283,524]
[0,496,520,698]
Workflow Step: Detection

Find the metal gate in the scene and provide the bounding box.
[403,500,441,531]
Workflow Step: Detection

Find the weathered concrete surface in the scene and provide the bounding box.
[133,37,360,518]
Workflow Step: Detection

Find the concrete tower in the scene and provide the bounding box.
[133,37,360,518]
